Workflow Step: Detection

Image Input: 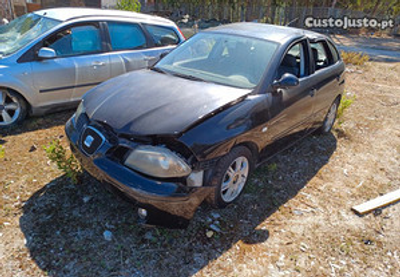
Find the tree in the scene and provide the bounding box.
[116,0,141,12]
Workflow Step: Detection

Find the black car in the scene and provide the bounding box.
[66,23,345,228]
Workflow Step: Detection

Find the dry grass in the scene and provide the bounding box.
[1,61,399,277]
[341,51,370,66]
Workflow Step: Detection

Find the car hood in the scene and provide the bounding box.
[84,70,251,136]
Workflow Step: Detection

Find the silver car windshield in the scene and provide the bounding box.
[0,13,60,56]
[156,33,278,89]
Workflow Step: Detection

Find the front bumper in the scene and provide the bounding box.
[65,116,212,228]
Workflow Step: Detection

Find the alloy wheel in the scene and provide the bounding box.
[0,89,21,126]
[220,156,249,202]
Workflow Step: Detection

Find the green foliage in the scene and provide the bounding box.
[267,163,278,173]
[116,0,141,12]
[43,140,82,184]
[0,145,4,159]
[341,51,370,66]
[337,94,356,125]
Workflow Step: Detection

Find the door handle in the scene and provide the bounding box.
[92,61,105,67]
[309,88,317,97]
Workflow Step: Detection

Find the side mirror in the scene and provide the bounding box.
[159,51,169,59]
[272,73,299,89]
[37,47,56,59]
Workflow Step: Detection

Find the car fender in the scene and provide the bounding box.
[179,94,271,162]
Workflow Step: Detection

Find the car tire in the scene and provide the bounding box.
[208,146,254,208]
[316,98,340,135]
[0,88,28,128]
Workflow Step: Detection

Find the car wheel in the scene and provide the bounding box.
[208,146,253,208]
[0,89,28,128]
[317,98,340,134]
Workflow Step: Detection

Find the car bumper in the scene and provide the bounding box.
[65,117,212,228]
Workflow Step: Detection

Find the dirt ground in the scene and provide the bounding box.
[1,61,399,276]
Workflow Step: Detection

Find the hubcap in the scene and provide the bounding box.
[0,90,21,126]
[220,156,249,202]
[324,102,337,132]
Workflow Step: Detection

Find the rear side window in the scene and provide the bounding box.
[327,41,340,63]
[311,41,330,70]
[107,22,147,50]
[144,25,180,47]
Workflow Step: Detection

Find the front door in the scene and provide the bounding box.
[32,23,110,106]
[267,40,318,141]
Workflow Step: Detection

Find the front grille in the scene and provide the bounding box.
[76,113,89,131]
[81,127,105,156]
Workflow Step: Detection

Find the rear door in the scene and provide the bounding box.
[105,21,181,78]
[309,39,344,127]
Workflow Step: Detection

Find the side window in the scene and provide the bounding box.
[327,41,339,63]
[310,41,330,70]
[144,25,180,47]
[107,22,147,51]
[278,41,307,79]
[44,25,102,57]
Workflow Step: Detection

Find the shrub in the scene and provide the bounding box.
[337,94,355,125]
[341,51,370,66]
[116,0,141,12]
[43,140,82,184]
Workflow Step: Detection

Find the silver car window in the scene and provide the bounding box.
[107,22,147,50]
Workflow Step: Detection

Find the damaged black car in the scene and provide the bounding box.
[65,23,345,228]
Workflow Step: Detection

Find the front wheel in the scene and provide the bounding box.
[208,146,253,208]
[0,89,28,128]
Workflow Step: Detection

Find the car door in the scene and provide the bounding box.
[32,23,110,106]
[309,39,345,127]
[105,22,180,78]
[267,39,318,141]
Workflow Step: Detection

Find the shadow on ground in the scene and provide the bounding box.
[20,132,337,277]
[0,110,74,138]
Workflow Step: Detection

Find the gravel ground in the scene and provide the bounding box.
[0,61,399,277]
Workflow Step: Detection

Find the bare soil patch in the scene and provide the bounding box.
[1,62,399,277]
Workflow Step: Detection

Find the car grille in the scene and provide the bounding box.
[81,127,105,156]
[76,113,89,131]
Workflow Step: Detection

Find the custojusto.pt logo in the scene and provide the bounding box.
[304,16,395,30]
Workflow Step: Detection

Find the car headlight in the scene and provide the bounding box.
[75,101,85,119]
[124,145,192,178]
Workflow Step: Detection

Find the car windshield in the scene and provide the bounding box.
[156,32,278,89]
[0,13,60,56]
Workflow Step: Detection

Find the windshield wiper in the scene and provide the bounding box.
[170,72,205,82]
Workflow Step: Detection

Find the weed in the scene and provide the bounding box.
[267,163,278,173]
[341,51,370,66]
[0,145,4,159]
[43,140,82,184]
[337,94,356,125]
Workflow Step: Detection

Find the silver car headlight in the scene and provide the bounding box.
[124,145,192,178]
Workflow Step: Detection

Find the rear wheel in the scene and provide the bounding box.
[208,146,253,208]
[0,89,28,128]
[317,98,339,134]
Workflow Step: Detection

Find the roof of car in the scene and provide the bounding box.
[205,22,326,44]
[33,7,174,25]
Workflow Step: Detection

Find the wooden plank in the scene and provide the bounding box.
[352,189,400,215]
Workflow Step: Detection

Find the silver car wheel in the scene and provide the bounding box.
[323,102,337,132]
[220,156,249,202]
[0,89,21,126]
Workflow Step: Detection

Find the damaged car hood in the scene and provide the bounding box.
[84,70,251,136]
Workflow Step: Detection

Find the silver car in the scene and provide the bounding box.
[0,8,184,128]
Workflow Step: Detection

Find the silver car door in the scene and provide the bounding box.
[32,23,109,106]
